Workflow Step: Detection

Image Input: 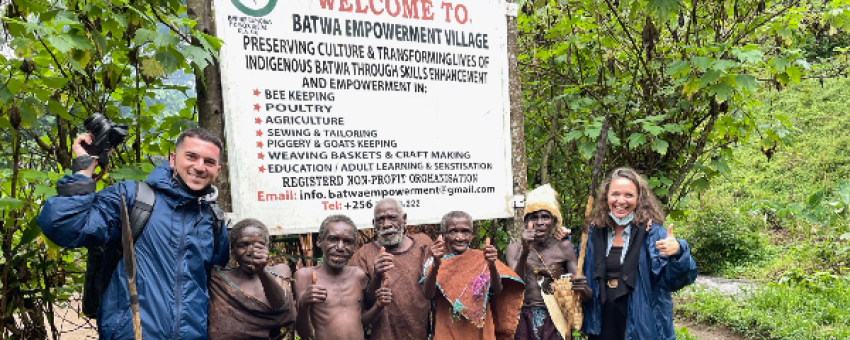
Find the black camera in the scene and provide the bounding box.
[81,113,128,166]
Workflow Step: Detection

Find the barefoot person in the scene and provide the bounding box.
[421,211,525,340]
[571,167,697,340]
[349,198,433,340]
[209,219,296,340]
[506,185,578,340]
[294,215,392,340]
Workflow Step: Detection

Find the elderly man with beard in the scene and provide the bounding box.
[349,198,434,340]
[293,214,392,340]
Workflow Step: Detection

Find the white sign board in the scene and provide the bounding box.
[214,0,513,234]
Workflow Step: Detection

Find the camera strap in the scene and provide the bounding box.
[71,155,96,173]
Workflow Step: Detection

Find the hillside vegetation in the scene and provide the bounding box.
[673,78,850,340]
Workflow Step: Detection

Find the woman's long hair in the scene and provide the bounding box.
[590,167,664,228]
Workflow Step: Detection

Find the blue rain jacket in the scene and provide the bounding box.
[38,162,229,340]
[579,223,697,339]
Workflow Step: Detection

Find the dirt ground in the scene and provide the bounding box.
[675,317,748,340]
[48,298,97,340]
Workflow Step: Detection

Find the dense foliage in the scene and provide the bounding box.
[0,0,218,337]
[518,0,850,230]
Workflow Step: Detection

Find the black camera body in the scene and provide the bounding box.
[81,113,129,166]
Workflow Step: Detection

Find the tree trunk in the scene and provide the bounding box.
[187,0,232,211]
[507,1,528,243]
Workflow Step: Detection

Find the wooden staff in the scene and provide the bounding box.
[574,113,611,330]
[119,194,142,340]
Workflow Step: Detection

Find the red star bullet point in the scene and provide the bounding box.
[256,141,263,148]
[259,166,266,173]
[255,117,262,124]
[258,153,265,160]
[256,130,263,136]
[253,104,261,111]
[253,89,260,96]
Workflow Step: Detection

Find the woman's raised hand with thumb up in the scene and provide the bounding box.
[654,224,680,256]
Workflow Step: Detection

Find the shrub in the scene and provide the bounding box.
[678,197,767,274]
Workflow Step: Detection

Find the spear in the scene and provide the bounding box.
[574,112,611,330]
[120,194,143,340]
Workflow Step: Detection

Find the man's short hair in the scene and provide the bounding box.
[440,211,472,233]
[318,214,357,239]
[373,198,405,217]
[229,218,269,250]
[175,127,224,159]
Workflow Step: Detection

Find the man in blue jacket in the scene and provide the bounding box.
[38,127,229,340]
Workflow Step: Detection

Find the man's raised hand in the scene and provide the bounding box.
[300,271,327,306]
[483,237,498,267]
[71,133,99,177]
[245,238,269,273]
[374,246,394,279]
[654,224,681,256]
[521,222,535,251]
[72,133,94,158]
[431,235,445,266]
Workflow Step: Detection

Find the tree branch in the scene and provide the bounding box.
[150,5,193,44]
[668,101,723,201]
[35,35,96,114]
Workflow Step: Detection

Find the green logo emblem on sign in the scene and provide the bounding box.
[232,0,278,17]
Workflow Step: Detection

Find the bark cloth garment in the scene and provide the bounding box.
[423,249,525,340]
[208,267,296,340]
[349,234,434,340]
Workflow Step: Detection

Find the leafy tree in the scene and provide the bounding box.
[518,0,850,228]
[0,0,219,337]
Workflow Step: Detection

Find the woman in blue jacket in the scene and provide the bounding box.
[571,167,697,340]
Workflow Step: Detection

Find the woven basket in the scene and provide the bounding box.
[550,277,583,332]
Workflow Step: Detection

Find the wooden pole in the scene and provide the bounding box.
[576,114,610,275]
[187,0,232,211]
[507,0,528,242]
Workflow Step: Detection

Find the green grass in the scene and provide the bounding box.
[674,327,701,340]
[673,77,850,339]
[713,77,850,206]
[718,239,849,281]
[675,278,850,340]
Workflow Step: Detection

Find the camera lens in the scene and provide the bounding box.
[84,113,111,137]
